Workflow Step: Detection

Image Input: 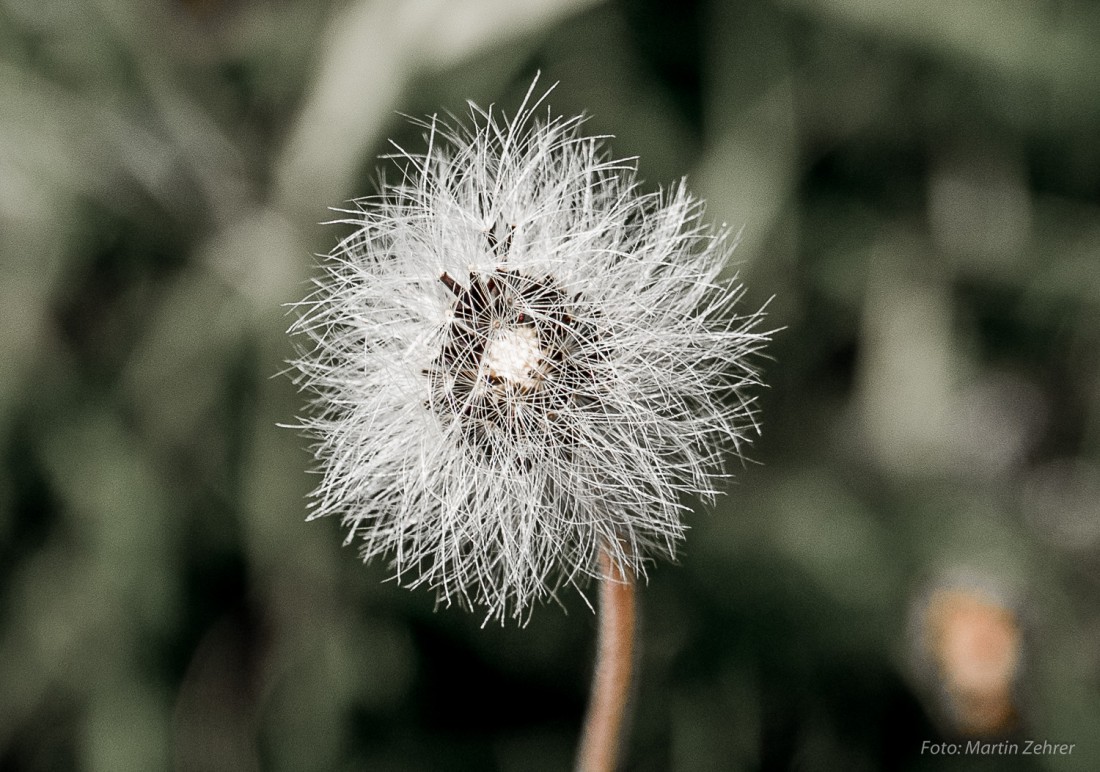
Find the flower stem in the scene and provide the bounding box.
[576,545,637,772]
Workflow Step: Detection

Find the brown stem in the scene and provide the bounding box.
[575,545,638,772]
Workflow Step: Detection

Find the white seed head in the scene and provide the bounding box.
[289,81,771,622]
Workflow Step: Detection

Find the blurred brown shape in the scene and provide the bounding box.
[924,587,1021,736]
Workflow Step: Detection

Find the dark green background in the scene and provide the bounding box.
[2,0,1098,769]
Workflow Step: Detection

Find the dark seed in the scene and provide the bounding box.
[439,272,462,296]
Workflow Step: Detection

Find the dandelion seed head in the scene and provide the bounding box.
[289,80,771,622]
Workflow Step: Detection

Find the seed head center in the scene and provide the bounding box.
[484,325,543,388]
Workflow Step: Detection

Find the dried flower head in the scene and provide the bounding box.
[290,82,770,621]
[920,585,1022,735]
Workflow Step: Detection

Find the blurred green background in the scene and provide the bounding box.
[2,0,1099,770]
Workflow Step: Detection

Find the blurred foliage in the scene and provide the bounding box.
[2,0,1099,770]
